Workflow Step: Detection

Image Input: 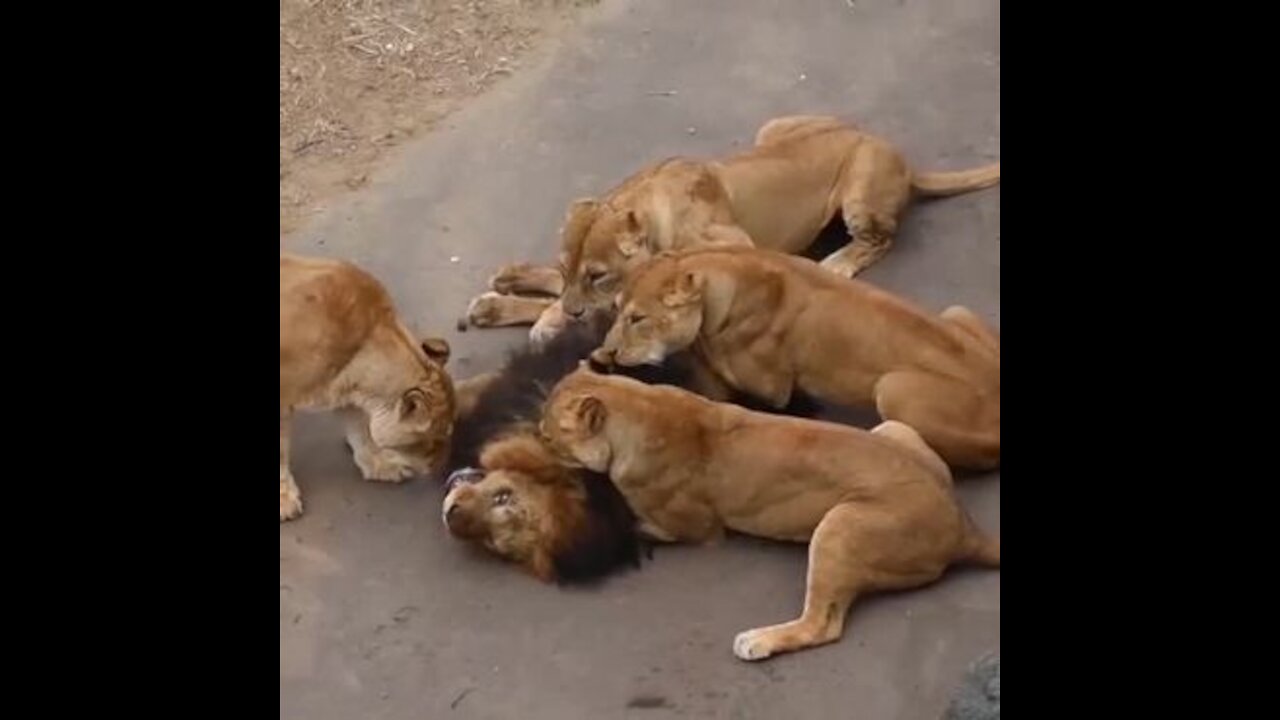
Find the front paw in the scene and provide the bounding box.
[818,253,859,279]
[280,475,304,522]
[488,264,535,295]
[528,314,567,347]
[466,291,507,328]
[352,448,416,483]
[732,629,775,662]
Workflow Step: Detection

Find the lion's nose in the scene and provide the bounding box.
[442,501,466,534]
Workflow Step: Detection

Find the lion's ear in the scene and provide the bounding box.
[574,395,607,434]
[662,270,703,307]
[420,336,451,365]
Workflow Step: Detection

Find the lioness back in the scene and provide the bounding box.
[280,254,403,406]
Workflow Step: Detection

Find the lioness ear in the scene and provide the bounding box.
[421,337,451,365]
[663,270,703,307]
[567,198,599,218]
[617,235,642,257]
[400,388,429,419]
[617,210,649,258]
[574,395,607,433]
[561,199,599,251]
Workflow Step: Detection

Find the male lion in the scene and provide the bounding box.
[440,312,818,582]
[466,115,999,342]
[539,366,1000,661]
[280,253,455,522]
[592,246,1000,470]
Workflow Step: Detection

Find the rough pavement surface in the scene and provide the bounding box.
[942,654,1001,720]
[280,1,1000,718]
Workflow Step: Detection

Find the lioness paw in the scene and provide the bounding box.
[818,253,860,279]
[528,318,565,347]
[732,630,773,661]
[466,292,507,327]
[488,264,538,295]
[732,629,774,662]
[280,481,304,522]
[353,449,416,483]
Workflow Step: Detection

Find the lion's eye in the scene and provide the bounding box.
[492,489,513,506]
[628,312,646,324]
[589,272,610,288]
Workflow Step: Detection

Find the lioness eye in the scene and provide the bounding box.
[629,312,646,324]
[493,489,513,506]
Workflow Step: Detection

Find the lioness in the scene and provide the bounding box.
[440,311,819,581]
[281,253,456,522]
[466,115,999,342]
[592,246,1000,470]
[539,366,1000,661]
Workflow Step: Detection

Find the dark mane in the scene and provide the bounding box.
[447,310,821,584]
[448,311,701,474]
[551,473,647,584]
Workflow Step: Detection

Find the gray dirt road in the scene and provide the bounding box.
[280,1,1000,718]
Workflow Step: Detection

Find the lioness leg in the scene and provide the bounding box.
[466,291,557,328]
[871,420,952,485]
[699,224,757,248]
[281,412,303,522]
[732,502,949,661]
[874,371,999,471]
[940,305,1000,354]
[688,355,736,402]
[754,115,846,147]
[819,143,912,278]
[340,408,416,482]
[489,263,564,297]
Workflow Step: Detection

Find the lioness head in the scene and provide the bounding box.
[558,199,656,321]
[440,433,640,582]
[539,367,620,472]
[365,337,456,477]
[593,254,705,367]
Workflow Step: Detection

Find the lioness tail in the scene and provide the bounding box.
[912,163,1001,197]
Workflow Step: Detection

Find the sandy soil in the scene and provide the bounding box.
[280,0,596,235]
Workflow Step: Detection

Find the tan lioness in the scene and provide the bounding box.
[539,366,1000,661]
[280,253,456,522]
[592,246,1000,470]
[466,115,999,342]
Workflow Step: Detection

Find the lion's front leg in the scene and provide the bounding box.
[281,412,303,522]
[489,262,565,297]
[466,292,557,329]
[341,408,415,483]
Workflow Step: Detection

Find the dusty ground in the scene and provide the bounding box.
[280,0,999,718]
[280,0,596,235]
